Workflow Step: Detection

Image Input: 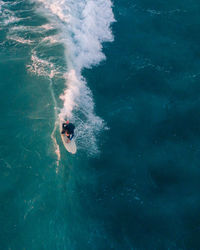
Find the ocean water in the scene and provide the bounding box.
[1,0,200,249]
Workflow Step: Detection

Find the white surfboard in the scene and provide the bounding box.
[60,121,77,154]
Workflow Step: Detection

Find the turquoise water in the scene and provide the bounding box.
[1,0,200,249]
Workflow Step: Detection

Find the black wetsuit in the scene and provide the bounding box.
[61,123,75,140]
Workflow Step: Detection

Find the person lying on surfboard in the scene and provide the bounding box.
[61,120,75,143]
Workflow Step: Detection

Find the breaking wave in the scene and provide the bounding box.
[1,0,115,157]
[34,0,115,156]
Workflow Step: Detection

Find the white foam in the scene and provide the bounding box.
[27,51,59,78]
[35,0,114,104]
[42,0,114,70]
[41,35,59,44]
[10,23,55,32]
[34,0,115,155]
[7,35,33,45]
[40,23,55,30]
[59,70,81,119]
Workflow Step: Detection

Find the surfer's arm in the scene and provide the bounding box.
[69,133,74,140]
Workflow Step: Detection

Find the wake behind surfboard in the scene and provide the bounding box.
[60,120,77,154]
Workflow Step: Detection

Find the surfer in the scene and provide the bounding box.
[61,120,75,143]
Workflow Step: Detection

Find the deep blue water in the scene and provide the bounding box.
[1,0,200,249]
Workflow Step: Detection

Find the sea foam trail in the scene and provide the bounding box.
[35,0,115,155]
